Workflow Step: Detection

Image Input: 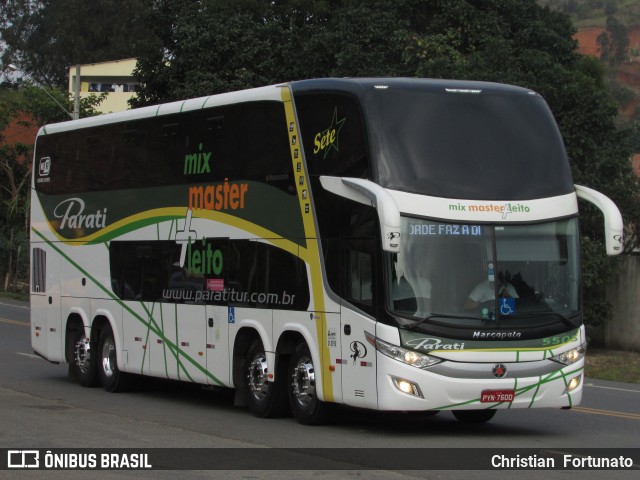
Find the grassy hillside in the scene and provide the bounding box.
[540,1,640,127]
[542,0,640,29]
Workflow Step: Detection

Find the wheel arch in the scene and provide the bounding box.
[64,310,90,363]
[231,326,263,390]
[274,329,307,376]
[90,312,121,370]
[275,326,326,400]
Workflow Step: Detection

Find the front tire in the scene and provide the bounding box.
[245,339,288,417]
[97,324,134,392]
[452,409,497,423]
[288,343,329,425]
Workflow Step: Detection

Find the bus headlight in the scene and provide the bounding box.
[365,331,441,369]
[550,344,586,366]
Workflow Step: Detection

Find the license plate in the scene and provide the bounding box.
[481,389,515,403]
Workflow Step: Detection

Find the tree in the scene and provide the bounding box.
[0,82,105,293]
[0,88,30,292]
[90,0,640,324]
[0,0,156,88]
[0,142,30,291]
[597,15,630,68]
[132,0,337,106]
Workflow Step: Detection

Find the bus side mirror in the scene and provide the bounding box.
[320,176,401,253]
[575,184,623,256]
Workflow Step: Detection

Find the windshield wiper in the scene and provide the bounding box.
[508,311,578,329]
[404,313,485,331]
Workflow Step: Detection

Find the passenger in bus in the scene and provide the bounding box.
[464,272,518,310]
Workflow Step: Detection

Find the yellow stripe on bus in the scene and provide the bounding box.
[281,86,334,402]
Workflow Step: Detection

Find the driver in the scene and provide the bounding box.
[464,273,518,310]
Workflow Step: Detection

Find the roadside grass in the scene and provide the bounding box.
[0,290,28,302]
[585,349,640,385]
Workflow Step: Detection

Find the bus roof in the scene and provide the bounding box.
[37,83,285,137]
[38,78,538,137]
[289,77,538,97]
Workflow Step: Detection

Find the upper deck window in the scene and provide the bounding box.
[367,87,574,200]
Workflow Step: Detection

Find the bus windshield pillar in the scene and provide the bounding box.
[320,176,401,253]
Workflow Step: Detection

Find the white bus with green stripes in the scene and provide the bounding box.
[30,78,623,424]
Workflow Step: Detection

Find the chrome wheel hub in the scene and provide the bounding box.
[74,337,91,374]
[101,335,116,378]
[291,355,315,407]
[247,353,269,401]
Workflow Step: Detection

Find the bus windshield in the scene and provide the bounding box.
[387,217,580,329]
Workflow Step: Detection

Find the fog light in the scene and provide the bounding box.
[564,374,581,394]
[391,376,424,398]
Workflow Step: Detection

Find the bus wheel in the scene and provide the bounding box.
[97,324,134,393]
[245,339,288,417]
[452,409,497,423]
[69,328,99,387]
[288,343,329,425]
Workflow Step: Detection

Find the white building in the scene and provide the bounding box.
[68,58,138,114]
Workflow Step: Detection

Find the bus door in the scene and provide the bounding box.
[340,308,377,409]
[319,310,343,404]
[339,242,378,409]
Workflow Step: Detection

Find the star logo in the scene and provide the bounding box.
[313,108,346,159]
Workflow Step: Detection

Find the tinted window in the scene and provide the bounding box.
[35,101,295,195]
[311,175,379,315]
[110,239,309,310]
[294,93,370,178]
[368,88,573,200]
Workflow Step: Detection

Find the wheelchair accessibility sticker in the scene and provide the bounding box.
[500,297,515,315]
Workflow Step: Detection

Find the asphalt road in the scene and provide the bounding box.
[0,299,638,479]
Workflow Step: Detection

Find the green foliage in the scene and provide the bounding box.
[0,83,105,292]
[0,140,30,293]
[0,0,155,88]
[579,234,617,327]
[544,0,640,28]
[1,0,635,326]
[596,15,629,67]
[6,82,108,124]
[131,0,639,326]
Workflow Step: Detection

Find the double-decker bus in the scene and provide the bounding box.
[30,78,623,424]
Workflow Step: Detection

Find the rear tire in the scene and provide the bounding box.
[288,343,330,425]
[97,324,135,392]
[245,339,288,417]
[452,409,497,423]
[68,326,99,387]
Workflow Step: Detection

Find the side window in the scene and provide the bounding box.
[294,93,370,178]
[111,238,310,310]
[313,188,379,315]
[109,240,182,302]
[345,242,374,307]
[235,103,296,195]
[35,101,295,195]
[225,240,310,310]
